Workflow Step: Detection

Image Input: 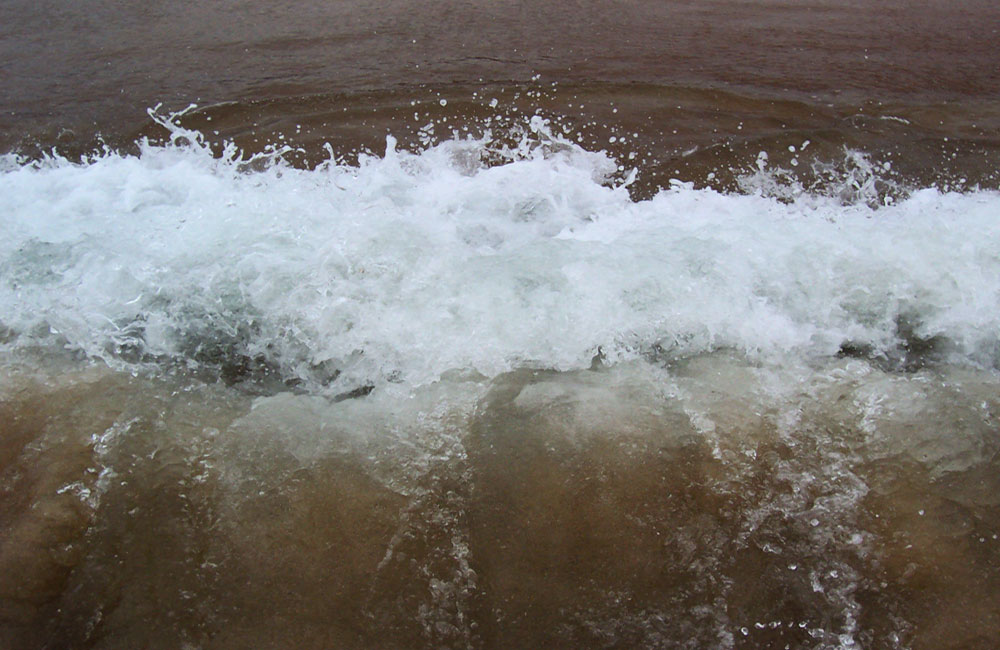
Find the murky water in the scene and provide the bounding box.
[2,1,1000,648]
[2,356,999,648]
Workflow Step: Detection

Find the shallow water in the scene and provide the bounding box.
[2,1,1000,648]
[2,356,999,648]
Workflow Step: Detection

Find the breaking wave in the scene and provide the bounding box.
[2,107,999,394]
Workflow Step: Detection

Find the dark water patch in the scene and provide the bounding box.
[838,315,953,374]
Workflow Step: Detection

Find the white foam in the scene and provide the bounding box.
[2,119,1000,391]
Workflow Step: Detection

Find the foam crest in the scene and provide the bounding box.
[2,113,999,392]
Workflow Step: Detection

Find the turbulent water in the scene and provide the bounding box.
[2,1,1000,649]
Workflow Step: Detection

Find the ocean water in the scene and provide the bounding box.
[2,2,1000,648]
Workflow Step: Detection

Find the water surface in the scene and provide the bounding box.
[2,1,1000,648]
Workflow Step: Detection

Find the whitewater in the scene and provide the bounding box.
[3,110,998,393]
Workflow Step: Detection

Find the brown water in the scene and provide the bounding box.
[3,0,1000,190]
[3,357,999,649]
[2,1,1000,648]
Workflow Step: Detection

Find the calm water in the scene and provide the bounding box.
[2,1,1000,648]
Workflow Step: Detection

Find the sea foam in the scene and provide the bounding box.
[2,113,999,392]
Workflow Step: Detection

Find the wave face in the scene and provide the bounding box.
[3,115,999,392]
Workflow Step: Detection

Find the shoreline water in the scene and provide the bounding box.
[3,0,1000,647]
[2,352,999,648]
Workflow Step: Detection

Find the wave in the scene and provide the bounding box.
[2,108,999,394]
